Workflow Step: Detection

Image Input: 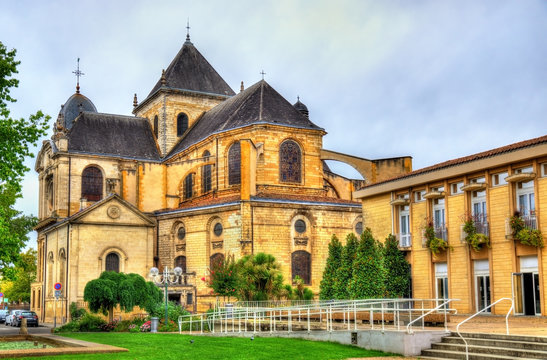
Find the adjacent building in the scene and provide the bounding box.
[355,135,547,316]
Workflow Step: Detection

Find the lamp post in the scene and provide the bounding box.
[149,266,182,326]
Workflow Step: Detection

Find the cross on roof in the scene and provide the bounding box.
[72,58,84,94]
[186,19,191,41]
[260,70,266,80]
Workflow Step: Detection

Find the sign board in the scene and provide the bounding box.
[54,290,61,299]
[54,283,62,290]
[0,292,3,297]
[4,298,8,303]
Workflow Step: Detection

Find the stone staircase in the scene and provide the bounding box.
[420,332,547,359]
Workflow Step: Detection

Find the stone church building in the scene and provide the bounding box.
[31,34,411,322]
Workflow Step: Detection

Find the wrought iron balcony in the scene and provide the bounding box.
[522,215,537,230]
[434,224,448,241]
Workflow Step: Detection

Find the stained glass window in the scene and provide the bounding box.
[153,115,158,138]
[295,219,306,233]
[210,253,224,269]
[177,113,188,136]
[292,250,311,284]
[105,252,120,273]
[81,166,103,201]
[228,142,241,185]
[177,226,186,240]
[184,174,193,200]
[202,150,212,193]
[174,256,187,273]
[280,140,301,183]
[213,222,223,237]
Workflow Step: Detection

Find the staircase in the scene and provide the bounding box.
[420,332,547,359]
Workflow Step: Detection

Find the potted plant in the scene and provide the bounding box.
[463,217,490,252]
[510,212,544,248]
[424,222,451,255]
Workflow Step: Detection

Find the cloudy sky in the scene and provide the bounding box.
[1,1,546,249]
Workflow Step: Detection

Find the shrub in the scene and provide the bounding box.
[463,218,490,252]
[113,320,133,332]
[158,319,178,332]
[69,302,87,321]
[128,324,140,333]
[54,320,80,333]
[348,228,385,299]
[140,320,151,332]
[383,234,411,298]
[516,228,544,248]
[424,223,452,255]
[333,233,358,299]
[78,313,107,332]
[149,301,189,323]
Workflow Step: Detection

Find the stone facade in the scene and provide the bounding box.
[31,38,411,321]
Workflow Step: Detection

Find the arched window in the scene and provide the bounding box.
[210,253,225,269]
[81,166,103,201]
[153,115,159,138]
[202,150,212,193]
[184,173,194,200]
[47,252,54,297]
[228,142,241,185]
[280,140,302,183]
[292,250,311,284]
[59,248,66,296]
[177,113,189,136]
[105,252,120,273]
[46,176,54,211]
[174,256,187,273]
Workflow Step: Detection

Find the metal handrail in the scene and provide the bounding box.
[406,299,457,334]
[456,297,514,360]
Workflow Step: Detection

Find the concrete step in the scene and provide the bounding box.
[420,348,539,360]
[430,342,547,359]
[458,332,547,344]
[442,335,547,351]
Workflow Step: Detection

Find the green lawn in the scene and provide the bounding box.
[18,332,394,360]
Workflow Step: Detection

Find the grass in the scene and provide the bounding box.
[16,332,395,360]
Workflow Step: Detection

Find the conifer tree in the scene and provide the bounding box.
[333,233,359,299]
[383,234,411,298]
[319,234,343,300]
[348,228,385,299]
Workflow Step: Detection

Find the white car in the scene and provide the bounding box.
[5,310,21,326]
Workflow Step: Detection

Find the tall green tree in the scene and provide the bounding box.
[383,234,411,298]
[0,41,49,276]
[1,248,37,302]
[83,271,162,321]
[236,253,285,301]
[348,228,385,299]
[333,233,359,299]
[319,234,343,300]
[206,254,238,300]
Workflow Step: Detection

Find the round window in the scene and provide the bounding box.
[355,221,363,236]
[213,223,223,237]
[295,219,307,233]
[177,227,186,240]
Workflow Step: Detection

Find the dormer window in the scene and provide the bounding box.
[177,113,189,136]
[81,166,103,201]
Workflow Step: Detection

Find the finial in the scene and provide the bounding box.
[240,81,244,93]
[186,19,191,42]
[133,93,138,108]
[297,96,300,102]
[72,58,85,94]
[161,69,166,85]
[260,70,266,80]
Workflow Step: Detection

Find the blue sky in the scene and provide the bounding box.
[1,0,546,249]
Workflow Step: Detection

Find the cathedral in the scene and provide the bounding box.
[31,33,411,321]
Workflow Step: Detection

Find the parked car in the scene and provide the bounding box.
[13,311,39,327]
[5,310,21,326]
[0,310,7,323]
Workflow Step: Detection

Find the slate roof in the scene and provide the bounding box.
[67,112,161,161]
[59,92,97,130]
[147,40,235,98]
[167,80,324,158]
[363,134,547,189]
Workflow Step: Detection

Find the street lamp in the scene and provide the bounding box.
[149,266,183,326]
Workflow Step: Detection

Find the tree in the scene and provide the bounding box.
[236,253,285,301]
[0,248,37,302]
[319,234,343,300]
[333,233,359,299]
[348,228,385,299]
[205,254,238,300]
[83,271,162,321]
[0,41,49,275]
[291,275,314,300]
[383,234,411,298]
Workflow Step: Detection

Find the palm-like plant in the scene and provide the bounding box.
[236,253,285,301]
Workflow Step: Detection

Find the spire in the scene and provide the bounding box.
[240,81,244,93]
[185,19,192,44]
[133,93,138,108]
[161,69,166,86]
[72,58,85,94]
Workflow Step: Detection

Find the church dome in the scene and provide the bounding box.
[59,92,97,130]
[293,97,309,119]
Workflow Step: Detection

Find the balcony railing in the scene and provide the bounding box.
[397,233,412,248]
[522,215,537,230]
[460,220,489,243]
[434,224,448,241]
